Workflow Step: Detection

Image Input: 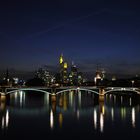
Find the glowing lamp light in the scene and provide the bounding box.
[77,87,80,90]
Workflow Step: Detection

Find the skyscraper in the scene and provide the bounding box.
[36,67,51,86]
[59,54,64,83]
[63,62,68,84]
[59,54,68,85]
[69,61,78,85]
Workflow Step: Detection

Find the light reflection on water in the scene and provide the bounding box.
[50,109,54,130]
[1,109,9,130]
[132,107,135,128]
[0,90,140,139]
[93,108,97,130]
[100,112,104,133]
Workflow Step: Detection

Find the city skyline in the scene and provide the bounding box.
[0,0,140,76]
[1,1,140,140]
[0,53,139,80]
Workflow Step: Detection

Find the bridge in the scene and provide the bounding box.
[0,86,140,96]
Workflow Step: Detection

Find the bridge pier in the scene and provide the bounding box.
[51,93,57,102]
[0,95,6,103]
[50,93,57,112]
[0,95,6,111]
[99,88,105,102]
[99,101,105,115]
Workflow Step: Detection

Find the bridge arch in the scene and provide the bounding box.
[104,88,140,95]
[56,88,99,95]
[5,88,52,95]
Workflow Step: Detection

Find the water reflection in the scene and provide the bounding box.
[93,109,97,130]
[14,91,18,105]
[10,91,26,107]
[1,109,9,131]
[58,112,63,128]
[63,93,67,111]
[99,102,105,133]
[19,91,25,107]
[0,90,140,138]
[132,107,135,128]
[76,109,80,120]
[114,95,116,104]
[130,97,132,106]
[100,113,104,133]
[121,107,126,120]
[111,108,114,121]
[69,91,73,107]
[78,90,81,108]
[50,109,54,130]
[44,93,50,110]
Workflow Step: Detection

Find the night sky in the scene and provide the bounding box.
[0,0,140,77]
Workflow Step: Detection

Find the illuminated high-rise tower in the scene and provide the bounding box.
[63,62,68,84]
[59,54,64,83]
[59,54,63,65]
[59,54,68,85]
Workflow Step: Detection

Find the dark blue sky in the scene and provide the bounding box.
[0,0,140,76]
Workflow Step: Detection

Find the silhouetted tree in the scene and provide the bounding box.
[25,78,45,86]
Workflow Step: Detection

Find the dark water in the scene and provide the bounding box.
[0,90,140,140]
